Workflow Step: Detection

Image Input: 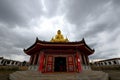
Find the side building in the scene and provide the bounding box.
[91,58,120,66]
[0,57,29,66]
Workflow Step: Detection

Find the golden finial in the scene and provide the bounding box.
[50,37,54,42]
[65,37,69,42]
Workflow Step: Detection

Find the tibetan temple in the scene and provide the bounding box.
[24,30,94,73]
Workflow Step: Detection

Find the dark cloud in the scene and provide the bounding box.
[43,0,61,17]
[112,0,120,7]
[0,0,120,61]
[0,0,42,27]
[90,48,119,59]
[63,0,109,25]
[0,23,36,61]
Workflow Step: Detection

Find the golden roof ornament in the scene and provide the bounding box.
[50,30,69,42]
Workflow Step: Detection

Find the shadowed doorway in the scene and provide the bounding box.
[54,57,67,72]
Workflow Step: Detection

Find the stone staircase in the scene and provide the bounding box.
[9,70,109,80]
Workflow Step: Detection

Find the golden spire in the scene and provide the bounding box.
[50,30,69,42]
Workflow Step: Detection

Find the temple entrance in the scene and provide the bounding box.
[54,57,67,72]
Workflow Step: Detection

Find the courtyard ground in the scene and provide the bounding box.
[103,70,120,80]
[0,66,28,80]
[0,70,120,80]
[0,71,15,80]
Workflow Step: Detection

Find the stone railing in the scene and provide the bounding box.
[82,65,91,70]
[28,65,39,71]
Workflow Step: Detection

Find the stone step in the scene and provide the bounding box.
[9,71,109,80]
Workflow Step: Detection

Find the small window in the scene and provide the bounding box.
[16,62,18,64]
[98,63,100,65]
[12,61,14,64]
[101,62,103,65]
[1,60,4,63]
[7,61,10,64]
[113,61,117,64]
[104,62,107,65]
[108,62,111,65]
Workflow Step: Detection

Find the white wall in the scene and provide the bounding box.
[118,60,120,64]
[95,59,120,66]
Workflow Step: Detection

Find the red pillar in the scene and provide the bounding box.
[29,56,32,65]
[38,52,44,72]
[33,54,37,65]
[76,52,82,72]
[30,55,34,65]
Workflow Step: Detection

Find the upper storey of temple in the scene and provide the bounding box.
[50,30,69,42]
[24,30,95,55]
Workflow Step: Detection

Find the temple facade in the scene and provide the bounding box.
[24,30,94,73]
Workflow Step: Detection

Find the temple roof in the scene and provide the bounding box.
[24,37,95,55]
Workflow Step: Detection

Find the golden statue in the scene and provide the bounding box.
[50,30,69,42]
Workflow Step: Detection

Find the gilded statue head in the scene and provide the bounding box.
[57,30,61,34]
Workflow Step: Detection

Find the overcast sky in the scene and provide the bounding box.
[0,0,120,62]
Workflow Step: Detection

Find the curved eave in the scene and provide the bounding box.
[82,38,95,55]
[24,38,95,55]
[84,43,95,55]
[24,38,83,53]
[24,43,85,55]
[83,45,95,55]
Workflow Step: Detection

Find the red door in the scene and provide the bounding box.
[46,56,53,72]
[68,56,74,72]
[38,53,44,72]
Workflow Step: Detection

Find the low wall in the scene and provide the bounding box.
[0,66,28,71]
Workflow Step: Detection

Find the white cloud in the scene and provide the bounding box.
[11,54,30,62]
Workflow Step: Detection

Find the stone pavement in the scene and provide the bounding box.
[103,70,120,80]
[9,70,109,80]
